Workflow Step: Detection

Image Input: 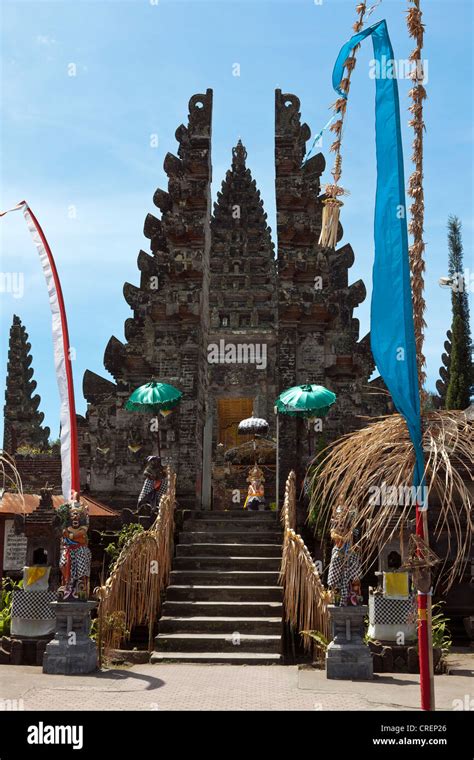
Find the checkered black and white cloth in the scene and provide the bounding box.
[11,589,56,619]
[327,544,362,606]
[371,595,416,625]
[138,477,168,510]
[59,543,91,578]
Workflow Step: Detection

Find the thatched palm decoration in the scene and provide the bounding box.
[95,469,177,653]
[308,410,472,591]
[280,471,330,658]
[0,450,24,505]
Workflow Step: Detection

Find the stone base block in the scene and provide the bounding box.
[43,600,98,675]
[326,645,374,680]
[326,604,373,681]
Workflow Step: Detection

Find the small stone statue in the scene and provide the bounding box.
[243,465,267,511]
[57,494,91,601]
[137,456,168,514]
[327,508,363,607]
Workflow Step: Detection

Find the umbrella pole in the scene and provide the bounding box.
[275,412,279,514]
[155,416,161,458]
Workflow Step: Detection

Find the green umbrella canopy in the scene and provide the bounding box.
[125,381,182,413]
[275,384,336,418]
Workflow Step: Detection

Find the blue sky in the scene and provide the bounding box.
[1,0,473,440]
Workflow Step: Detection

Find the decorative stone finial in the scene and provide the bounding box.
[232,140,247,170]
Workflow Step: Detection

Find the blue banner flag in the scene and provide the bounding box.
[331,20,425,504]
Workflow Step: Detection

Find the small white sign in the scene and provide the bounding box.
[3,520,27,571]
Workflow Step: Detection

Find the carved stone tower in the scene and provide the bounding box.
[3,315,50,453]
[81,91,213,507]
[275,90,383,484]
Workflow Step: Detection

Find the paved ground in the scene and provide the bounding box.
[0,657,472,711]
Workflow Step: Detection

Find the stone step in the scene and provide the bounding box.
[154,632,281,653]
[162,600,283,617]
[159,616,282,634]
[170,570,280,586]
[165,585,283,602]
[180,531,282,545]
[150,651,282,665]
[184,518,279,532]
[176,542,282,558]
[173,556,281,571]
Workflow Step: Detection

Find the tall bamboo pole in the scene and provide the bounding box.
[406,0,435,711]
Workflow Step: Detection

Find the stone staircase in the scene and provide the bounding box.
[151,510,283,664]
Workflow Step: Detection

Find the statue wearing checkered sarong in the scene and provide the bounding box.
[57,496,92,601]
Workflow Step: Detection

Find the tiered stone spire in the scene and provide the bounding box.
[210,139,277,331]
[3,315,50,452]
[207,141,278,461]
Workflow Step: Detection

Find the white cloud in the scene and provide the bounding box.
[36,35,56,46]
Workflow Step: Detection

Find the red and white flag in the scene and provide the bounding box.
[1,201,80,500]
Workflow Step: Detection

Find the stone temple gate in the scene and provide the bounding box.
[7,90,388,509]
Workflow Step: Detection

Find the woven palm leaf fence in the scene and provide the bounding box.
[95,468,177,655]
[279,471,330,661]
[307,410,473,592]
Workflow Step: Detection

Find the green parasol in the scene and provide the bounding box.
[275,384,336,418]
[274,383,336,512]
[125,381,182,456]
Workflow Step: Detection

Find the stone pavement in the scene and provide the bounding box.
[0,662,472,711]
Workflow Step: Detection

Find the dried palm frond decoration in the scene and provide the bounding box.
[95,468,177,654]
[318,2,370,248]
[279,471,330,658]
[308,411,473,591]
[0,450,25,509]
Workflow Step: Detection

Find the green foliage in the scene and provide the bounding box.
[56,502,71,528]
[300,630,330,652]
[91,611,130,648]
[90,617,99,641]
[446,314,471,409]
[104,523,145,569]
[0,577,23,636]
[445,215,472,409]
[431,602,452,654]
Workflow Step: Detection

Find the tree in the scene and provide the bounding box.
[445,216,472,409]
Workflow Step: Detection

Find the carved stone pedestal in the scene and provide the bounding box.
[43,601,98,675]
[326,604,373,680]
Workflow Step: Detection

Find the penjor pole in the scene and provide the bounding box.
[328,17,432,709]
[0,201,80,501]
